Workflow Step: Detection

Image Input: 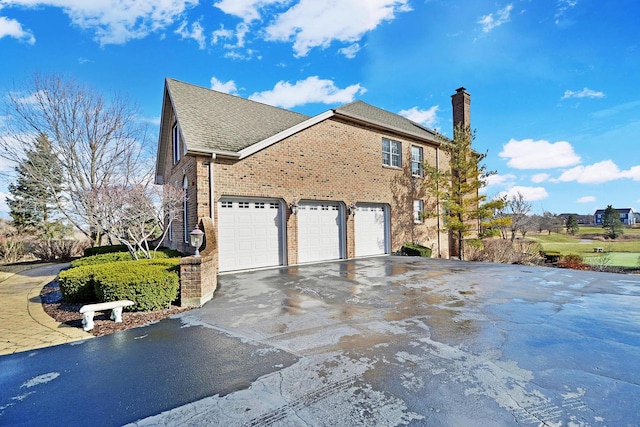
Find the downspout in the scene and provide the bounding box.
[208,154,216,220]
[436,147,441,258]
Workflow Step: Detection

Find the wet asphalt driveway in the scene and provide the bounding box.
[2,257,640,426]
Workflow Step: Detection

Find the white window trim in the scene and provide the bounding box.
[172,123,181,165]
[382,138,401,168]
[413,200,424,224]
[411,145,424,177]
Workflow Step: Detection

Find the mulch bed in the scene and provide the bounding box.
[40,280,193,337]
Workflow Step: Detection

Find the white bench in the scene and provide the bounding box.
[79,300,135,331]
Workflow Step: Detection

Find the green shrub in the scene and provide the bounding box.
[71,251,135,268]
[401,242,432,258]
[71,248,183,268]
[92,260,180,311]
[83,245,129,257]
[58,265,99,303]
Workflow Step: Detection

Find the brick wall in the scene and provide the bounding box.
[211,116,450,258]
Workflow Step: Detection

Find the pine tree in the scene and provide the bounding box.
[7,133,63,235]
[602,205,623,239]
[423,123,495,260]
[566,215,579,235]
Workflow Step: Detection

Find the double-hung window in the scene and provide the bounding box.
[172,123,181,164]
[413,200,424,224]
[411,146,423,177]
[382,138,401,167]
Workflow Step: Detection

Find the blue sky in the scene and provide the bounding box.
[0,0,639,217]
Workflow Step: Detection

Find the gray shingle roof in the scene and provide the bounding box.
[335,101,438,141]
[166,78,310,153]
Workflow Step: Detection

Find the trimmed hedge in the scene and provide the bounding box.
[401,242,432,258]
[83,245,129,257]
[59,258,181,310]
[93,260,180,311]
[58,265,99,303]
[71,248,183,268]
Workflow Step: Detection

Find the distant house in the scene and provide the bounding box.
[559,213,593,225]
[594,208,636,226]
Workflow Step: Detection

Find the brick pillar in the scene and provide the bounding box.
[179,254,217,307]
[179,216,218,307]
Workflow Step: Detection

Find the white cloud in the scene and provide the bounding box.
[622,165,640,181]
[478,4,513,33]
[577,196,596,203]
[3,0,198,45]
[175,20,206,49]
[561,88,605,100]
[555,0,578,24]
[211,24,233,44]
[0,16,35,44]
[210,77,238,94]
[398,106,438,129]
[265,0,411,57]
[213,0,287,22]
[338,43,360,59]
[249,76,366,108]
[499,138,581,169]
[531,173,550,183]
[556,159,639,184]
[498,186,548,202]
[485,173,516,187]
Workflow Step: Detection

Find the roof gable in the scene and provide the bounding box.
[165,78,310,153]
[335,101,438,141]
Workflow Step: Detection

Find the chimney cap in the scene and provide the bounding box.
[455,87,467,94]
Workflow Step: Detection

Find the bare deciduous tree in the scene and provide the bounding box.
[85,184,184,259]
[0,73,151,245]
[507,192,532,242]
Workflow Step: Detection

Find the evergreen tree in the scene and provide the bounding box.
[566,214,579,235]
[602,205,623,239]
[7,133,63,234]
[423,123,495,260]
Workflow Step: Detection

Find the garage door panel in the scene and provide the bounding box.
[218,198,283,272]
[298,202,342,264]
[355,204,388,257]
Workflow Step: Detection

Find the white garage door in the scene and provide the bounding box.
[297,201,342,263]
[217,198,283,272]
[355,204,388,257]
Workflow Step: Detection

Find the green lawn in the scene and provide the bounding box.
[527,229,640,267]
[584,252,640,268]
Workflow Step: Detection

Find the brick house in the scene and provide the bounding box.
[155,79,473,304]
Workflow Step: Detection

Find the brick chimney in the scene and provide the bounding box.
[451,87,470,129]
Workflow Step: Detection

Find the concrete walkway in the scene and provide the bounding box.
[0,263,91,356]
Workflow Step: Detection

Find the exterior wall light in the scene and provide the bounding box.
[189,227,204,256]
[289,201,299,215]
[348,202,357,216]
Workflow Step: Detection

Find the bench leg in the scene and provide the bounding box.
[82,311,95,331]
[111,307,124,323]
